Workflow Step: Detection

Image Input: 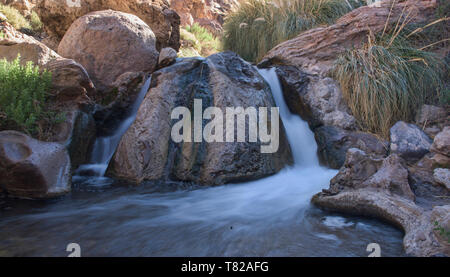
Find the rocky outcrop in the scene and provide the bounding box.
[0,20,96,169]
[312,148,450,256]
[35,0,180,51]
[0,131,71,199]
[109,52,293,185]
[58,10,159,91]
[314,125,387,169]
[272,65,356,130]
[171,0,240,35]
[390,121,432,160]
[260,0,438,75]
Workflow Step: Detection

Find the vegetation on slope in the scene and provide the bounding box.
[223,0,365,62]
[0,55,63,138]
[333,12,449,137]
[0,4,43,33]
[179,23,222,57]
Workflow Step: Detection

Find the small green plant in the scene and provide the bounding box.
[0,55,52,136]
[0,4,31,30]
[434,221,450,243]
[179,23,221,57]
[29,11,43,32]
[223,0,363,62]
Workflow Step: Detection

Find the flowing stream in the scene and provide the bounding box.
[0,68,405,257]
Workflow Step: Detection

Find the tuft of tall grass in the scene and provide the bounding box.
[0,55,53,136]
[223,0,364,62]
[333,19,448,137]
[180,23,222,57]
[0,4,31,30]
[29,11,43,32]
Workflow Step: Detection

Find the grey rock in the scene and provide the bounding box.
[390,121,432,160]
[434,168,450,190]
[314,125,388,169]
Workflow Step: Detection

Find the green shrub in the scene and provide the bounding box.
[0,4,31,30]
[333,34,447,137]
[180,23,221,57]
[29,11,43,31]
[0,55,52,135]
[223,0,363,62]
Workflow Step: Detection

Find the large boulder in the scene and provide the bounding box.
[109,52,293,185]
[390,121,432,161]
[36,0,180,51]
[0,131,71,199]
[58,10,159,91]
[314,125,387,169]
[313,148,450,256]
[260,0,437,75]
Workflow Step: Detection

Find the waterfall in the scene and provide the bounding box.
[77,76,152,177]
[257,68,319,167]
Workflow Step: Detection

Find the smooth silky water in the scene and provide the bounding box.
[0,69,405,257]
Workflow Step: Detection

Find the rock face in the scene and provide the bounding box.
[273,65,356,130]
[93,71,149,137]
[260,0,437,75]
[314,125,387,169]
[390,121,432,160]
[58,10,159,91]
[171,0,240,35]
[312,148,450,256]
[109,52,293,185]
[0,131,71,199]
[36,0,180,51]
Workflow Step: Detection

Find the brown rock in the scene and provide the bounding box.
[313,148,449,256]
[158,47,177,68]
[431,127,450,157]
[171,0,240,35]
[36,0,181,51]
[260,0,437,75]
[58,10,159,91]
[109,52,293,185]
[0,131,71,199]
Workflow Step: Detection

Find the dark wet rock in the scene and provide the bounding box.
[93,71,148,137]
[109,52,293,185]
[0,131,71,199]
[390,121,432,161]
[314,126,387,169]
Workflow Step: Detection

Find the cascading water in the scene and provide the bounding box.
[0,68,405,257]
[77,76,152,177]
